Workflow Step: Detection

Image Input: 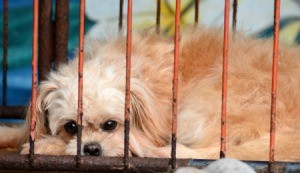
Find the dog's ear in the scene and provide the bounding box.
[128,37,174,147]
[130,89,170,147]
[129,124,172,158]
[22,80,58,144]
[128,131,145,157]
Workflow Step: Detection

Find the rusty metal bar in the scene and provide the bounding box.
[0,154,299,172]
[119,0,124,32]
[2,0,8,106]
[156,0,161,33]
[38,0,53,82]
[220,0,230,159]
[30,0,39,164]
[232,0,238,32]
[171,0,181,169]
[124,0,133,171]
[77,0,85,167]
[0,106,26,119]
[269,0,281,172]
[194,0,199,26]
[54,0,69,70]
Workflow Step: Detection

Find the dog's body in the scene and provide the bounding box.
[0,28,299,161]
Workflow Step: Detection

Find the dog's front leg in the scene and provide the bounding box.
[21,136,67,155]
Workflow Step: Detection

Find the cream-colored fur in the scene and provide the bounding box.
[0,28,299,161]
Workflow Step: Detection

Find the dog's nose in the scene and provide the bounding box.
[83,143,102,156]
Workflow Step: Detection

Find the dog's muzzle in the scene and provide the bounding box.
[83,142,102,156]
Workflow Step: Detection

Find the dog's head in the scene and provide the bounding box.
[26,35,174,157]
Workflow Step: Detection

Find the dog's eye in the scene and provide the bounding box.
[64,121,78,135]
[102,120,117,131]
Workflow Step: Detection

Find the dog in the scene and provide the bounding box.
[0,27,299,161]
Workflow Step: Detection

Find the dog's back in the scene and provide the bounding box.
[176,28,300,161]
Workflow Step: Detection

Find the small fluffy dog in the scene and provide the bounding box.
[0,28,300,161]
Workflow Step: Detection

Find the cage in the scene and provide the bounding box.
[0,0,299,172]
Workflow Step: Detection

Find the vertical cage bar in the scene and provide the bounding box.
[220,0,230,159]
[77,0,85,167]
[118,0,124,32]
[171,0,181,169]
[38,0,53,82]
[124,0,132,171]
[54,0,69,69]
[30,0,39,161]
[2,0,8,106]
[232,0,238,32]
[156,0,161,33]
[269,0,281,172]
[194,0,199,26]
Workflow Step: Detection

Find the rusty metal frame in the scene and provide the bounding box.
[220,0,230,159]
[269,0,281,172]
[38,0,53,82]
[119,0,124,31]
[54,0,69,69]
[0,154,299,172]
[156,0,161,33]
[76,0,86,167]
[124,0,133,171]
[194,0,199,26]
[0,106,26,119]
[232,0,238,32]
[0,0,299,173]
[171,0,181,169]
[29,0,39,164]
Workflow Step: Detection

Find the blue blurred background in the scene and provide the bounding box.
[0,0,94,106]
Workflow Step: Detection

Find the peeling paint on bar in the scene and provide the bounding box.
[171,0,181,170]
[77,0,86,167]
[29,0,39,164]
[124,0,133,171]
[220,0,230,159]
[269,0,281,172]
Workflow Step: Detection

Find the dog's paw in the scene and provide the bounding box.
[21,136,67,155]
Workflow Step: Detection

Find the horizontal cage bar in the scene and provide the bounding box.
[0,106,26,119]
[0,154,298,172]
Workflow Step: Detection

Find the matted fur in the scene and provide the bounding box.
[0,28,299,161]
